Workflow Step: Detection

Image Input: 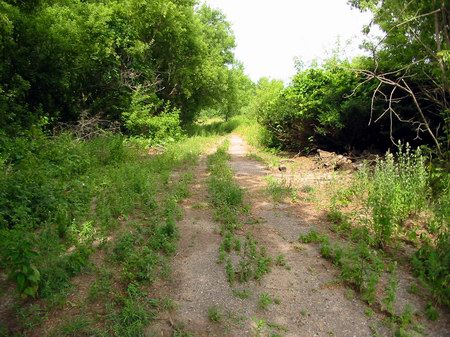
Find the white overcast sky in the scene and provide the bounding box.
[203,0,374,82]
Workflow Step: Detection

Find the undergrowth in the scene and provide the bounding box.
[0,130,217,335]
[307,143,450,335]
[345,144,449,308]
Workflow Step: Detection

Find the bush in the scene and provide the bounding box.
[257,60,375,151]
[365,144,429,247]
[122,89,184,145]
[411,184,450,307]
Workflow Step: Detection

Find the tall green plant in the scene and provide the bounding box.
[367,144,429,247]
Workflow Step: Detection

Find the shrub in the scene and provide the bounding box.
[256,60,375,151]
[411,191,450,307]
[122,89,184,145]
[367,144,429,247]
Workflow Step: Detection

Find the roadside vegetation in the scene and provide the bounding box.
[0,132,221,335]
[235,111,448,333]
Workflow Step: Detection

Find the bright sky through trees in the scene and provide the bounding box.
[204,0,374,82]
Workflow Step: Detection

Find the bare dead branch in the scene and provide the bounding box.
[354,67,443,155]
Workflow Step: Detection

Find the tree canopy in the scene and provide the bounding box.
[0,0,250,136]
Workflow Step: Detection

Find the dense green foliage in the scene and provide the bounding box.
[256,60,384,151]
[0,131,213,300]
[0,0,250,137]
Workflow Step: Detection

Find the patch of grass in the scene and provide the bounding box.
[365,308,375,317]
[406,283,420,295]
[267,321,288,332]
[232,288,252,300]
[207,306,223,323]
[301,185,315,194]
[251,317,287,337]
[424,302,439,321]
[108,285,155,337]
[234,235,272,283]
[192,202,208,209]
[302,231,384,307]
[275,254,290,270]
[246,152,265,162]
[300,309,310,317]
[88,270,113,302]
[265,175,297,203]
[258,293,273,310]
[15,303,46,331]
[299,230,329,244]
[225,257,235,284]
[186,118,241,137]
[160,298,177,312]
[382,263,398,315]
[207,143,273,285]
[50,316,101,337]
[172,324,193,337]
[344,288,356,301]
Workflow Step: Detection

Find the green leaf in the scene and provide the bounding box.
[16,273,25,291]
[23,286,37,298]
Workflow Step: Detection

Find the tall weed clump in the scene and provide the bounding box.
[412,182,450,307]
[355,144,449,307]
[366,144,428,247]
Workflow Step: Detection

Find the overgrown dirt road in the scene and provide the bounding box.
[150,135,419,337]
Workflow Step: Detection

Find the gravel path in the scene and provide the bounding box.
[149,135,449,337]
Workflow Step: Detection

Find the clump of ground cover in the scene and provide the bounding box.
[207,141,272,285]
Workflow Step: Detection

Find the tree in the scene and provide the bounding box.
[349,0,450,156]
[0,0,241,135]
[220,64,253,121]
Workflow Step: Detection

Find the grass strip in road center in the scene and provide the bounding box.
[206,141,271,285]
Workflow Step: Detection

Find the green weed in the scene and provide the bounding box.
[382,263,398,315]
[424,302,439,321]
[207,144,272,285]
[258,293,273,310]
[50,316,100,337]
[275,254,290,270]
[299,230,329,244]
[172,324,193,337]
[302,231,384,306]
[207,306,222,323]
[88,270,113,302]
[232,288,252,299]
[265,176,297,202]
[365,144,429,247]
[226,258,235,284]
